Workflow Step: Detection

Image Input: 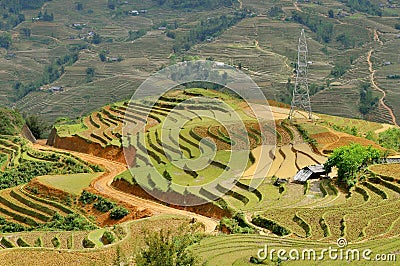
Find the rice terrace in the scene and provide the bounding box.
[0,0,400,265]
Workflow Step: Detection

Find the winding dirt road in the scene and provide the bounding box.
[33,143,218,233]
[367,49,398,126]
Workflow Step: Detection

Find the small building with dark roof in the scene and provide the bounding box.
[294,164,327,183]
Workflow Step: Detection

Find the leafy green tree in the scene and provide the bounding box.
[328,9,334,18]
[86,67,95,82]
[76,2,83,10]
[379,128,400,152]
[324,144,381,187]
[99,51,107,62]
[0,33,12,49]
[109,206,129,219]
[25,114,49,139]
[136,226,202,266]
[0,108,24,135]
[90,32,102,44]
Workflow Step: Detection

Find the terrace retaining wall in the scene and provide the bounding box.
[47,128,135,165]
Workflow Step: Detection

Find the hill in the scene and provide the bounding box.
[0,0,397,126]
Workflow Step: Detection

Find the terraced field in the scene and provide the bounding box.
[0,186,73,227]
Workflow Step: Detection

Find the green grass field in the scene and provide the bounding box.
[37,173,103,195]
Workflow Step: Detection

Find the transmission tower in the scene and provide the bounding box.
[289,29,312,120]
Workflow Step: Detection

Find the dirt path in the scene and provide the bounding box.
[238,0,243,9]
[373,29,383,46]
[294,1,302,12]
[32,143,218,233]
[367,49,398,126]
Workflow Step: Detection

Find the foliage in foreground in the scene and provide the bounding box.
[379,128,400,152]
[136,225,204,266]
[324,143,381,187]
[0,107,24,135]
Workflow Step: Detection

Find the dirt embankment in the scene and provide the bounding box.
[46,128,136,165]
[112,179,231,220]
[21,124,36,143]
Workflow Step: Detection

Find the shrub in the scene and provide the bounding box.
[82,237,96,248]
[16,237,30,247]
[34,237,42,247]
[1,237,15,248]
[136,229,199,266]
[109,206,129,219]
[67,234,73,249]
[304,180,310,195]
[252,216,291,236]
[101,231,115,245]
[51,236,61,248]
[94,197,115,212]
[79,190,98,205]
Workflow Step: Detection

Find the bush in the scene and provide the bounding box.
[79,190,98,205]
[1,237,15,248]
[37,213,96,231]
[67,234,73,249]
[51,236,61,248]
[82,237,95,248]
[136,228,200,266]
[94,197,115,212]
[34,237,42,247]
[101,231,115,245]
[109,206,129,219]
[252,216,291,236]
[16,237,30,247]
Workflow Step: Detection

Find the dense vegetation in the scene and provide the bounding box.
[341,0,382,16]
[359,84,379,115]
[0,216,27,233]
[379,128,400,152]
[324,143,381,187]
[136,226,203,266]
[292,11,334,43]
[0,108,24,135]
[37,213,96,231]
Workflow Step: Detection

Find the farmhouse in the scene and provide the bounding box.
[129,10,139,15]
[294,164,327,183]
[49,86,63,92]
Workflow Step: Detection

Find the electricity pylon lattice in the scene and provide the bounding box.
[289,29,312,120]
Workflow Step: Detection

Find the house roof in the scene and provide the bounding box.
[294,169,313,182]
[294,164,326,182]
[307,164,325,173]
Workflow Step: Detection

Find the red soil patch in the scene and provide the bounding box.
[46,128,136,165]
[323,135,383,153]
[26,178,153,227]
[112,179,231,220]
[311,132,340,145]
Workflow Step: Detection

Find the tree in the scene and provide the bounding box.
[25,114,49,139]
[328,9,334,18]
[76,2,83,10]
[90,33,102,44]
[0,33,12,49]
[99,51,107,62]
[379,128,400,152]
[324,144,381,187]
[20,27,31,38]
[136,228,200,266]
[109,206,129,219]
[86,67,95,82]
